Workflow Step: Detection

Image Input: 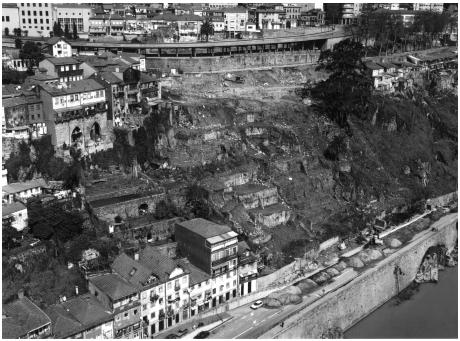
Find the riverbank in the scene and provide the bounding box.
[258,213,457,339]
[345,265,458,338]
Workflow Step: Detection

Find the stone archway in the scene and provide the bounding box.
[139,203,149,215]
[90,122,101,141]
[71,126,82,143]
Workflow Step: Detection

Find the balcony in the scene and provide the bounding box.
[174,285,181,292]
[57,68,83,77]
[211,254,237,267]
[150,294,159,302]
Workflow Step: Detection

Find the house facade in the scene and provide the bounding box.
[38,57,84,83]
[175,218,239,308]
[88,273,143,339]
[38,79,112,155]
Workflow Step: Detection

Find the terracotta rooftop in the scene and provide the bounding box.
[2,296,51,339]
[88,273,138,301]
[176,218,234,239]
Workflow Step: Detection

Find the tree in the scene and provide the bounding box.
[72,22,78,40]
[28,198,84,254]
[2,218,22,250]
[200,21,214,42]
[64,23,70,40]
[13,27,21,37]
[185,184,211,219]
[56,21,63,37]
[15,38,22,49]
[19,41,44,68]
[5,27,9,36]
[301,39,372,130]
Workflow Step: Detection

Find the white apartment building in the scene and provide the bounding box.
[18,2,53,37]
[223,7,248,34]
[2,4,20,36]
[52,4,93,40]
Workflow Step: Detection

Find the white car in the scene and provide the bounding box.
[250,300,264,310]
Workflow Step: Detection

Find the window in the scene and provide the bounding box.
[22,10,25,15]
[233,280,236,286]
[33,11,36,16]
[28,18,31,24]
[124,312,128,318]
[65,65,69,71]
[22,19,25,23]
[33,3,35,7]
[34,18,37,24]
[142,304,147,310]
[212,288,216,294]
[182,277,187,284]
[45,11,48,16]
[40,18,43,23]
[27,10,30,15]
[167,282,172,289]
[60,66,65,72]
[39,11,42,16]
[226,273,230,279]
[226,283,230,289]
[39,3,41,6]
[220,285,224,292]
[46,19,49,24]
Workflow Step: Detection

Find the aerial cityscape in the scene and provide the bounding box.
[1,1,458,339]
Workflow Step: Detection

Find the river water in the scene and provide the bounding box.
[345,266,458,339]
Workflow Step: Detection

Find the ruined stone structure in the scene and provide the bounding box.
[90,191,166,222]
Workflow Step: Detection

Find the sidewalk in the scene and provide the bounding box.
[154,312,231,339]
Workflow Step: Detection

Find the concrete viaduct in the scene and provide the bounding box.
[65,28,349,58]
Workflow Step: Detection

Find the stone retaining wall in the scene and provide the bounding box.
[259,213,458,339]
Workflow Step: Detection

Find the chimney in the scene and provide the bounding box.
[18,289,25,300]
[75,285,79,296]
[134,253,139,261]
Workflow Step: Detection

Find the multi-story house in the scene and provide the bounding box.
[256,8,287,30]
[413,3,444,13]
[223,7,248,36]
[284,4,301,26]
[175,218,239,308]
[38,79,112,155]
[18,2,53,37]
[2,201,28,231]
[38,57,84,83]
[2,93,47,140]
[2,290,52,339]
[88,273,143,339]
[91,71,124,126]
[2,49,30,72]
[46,293,114,339]
[2,3,20,36]
[151,14,203,41]
[112,248,191,337]
[43,37,73,58]
[177,259,212,318]
[237,242,258,296]
[210,16,225,32]
[52,4,93,40]
[88,15,108,37]
[300,9,325,27]
[2,178,48,204]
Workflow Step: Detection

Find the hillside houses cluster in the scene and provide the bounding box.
[2,37,161,160]
[2,218,259,339]
[365,49,458,93]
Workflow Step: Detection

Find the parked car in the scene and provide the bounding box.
[194,331,210,339]
[197,322,204,328]
[166,334,179,339]
[177,329,189,337]
[250,300,264,309]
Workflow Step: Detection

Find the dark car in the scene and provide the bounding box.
[194,331,210,339]
[166,334,179,339]
[177,329,189,337]
[197,322,204,328]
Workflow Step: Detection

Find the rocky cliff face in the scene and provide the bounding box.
[147,66,457,261]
